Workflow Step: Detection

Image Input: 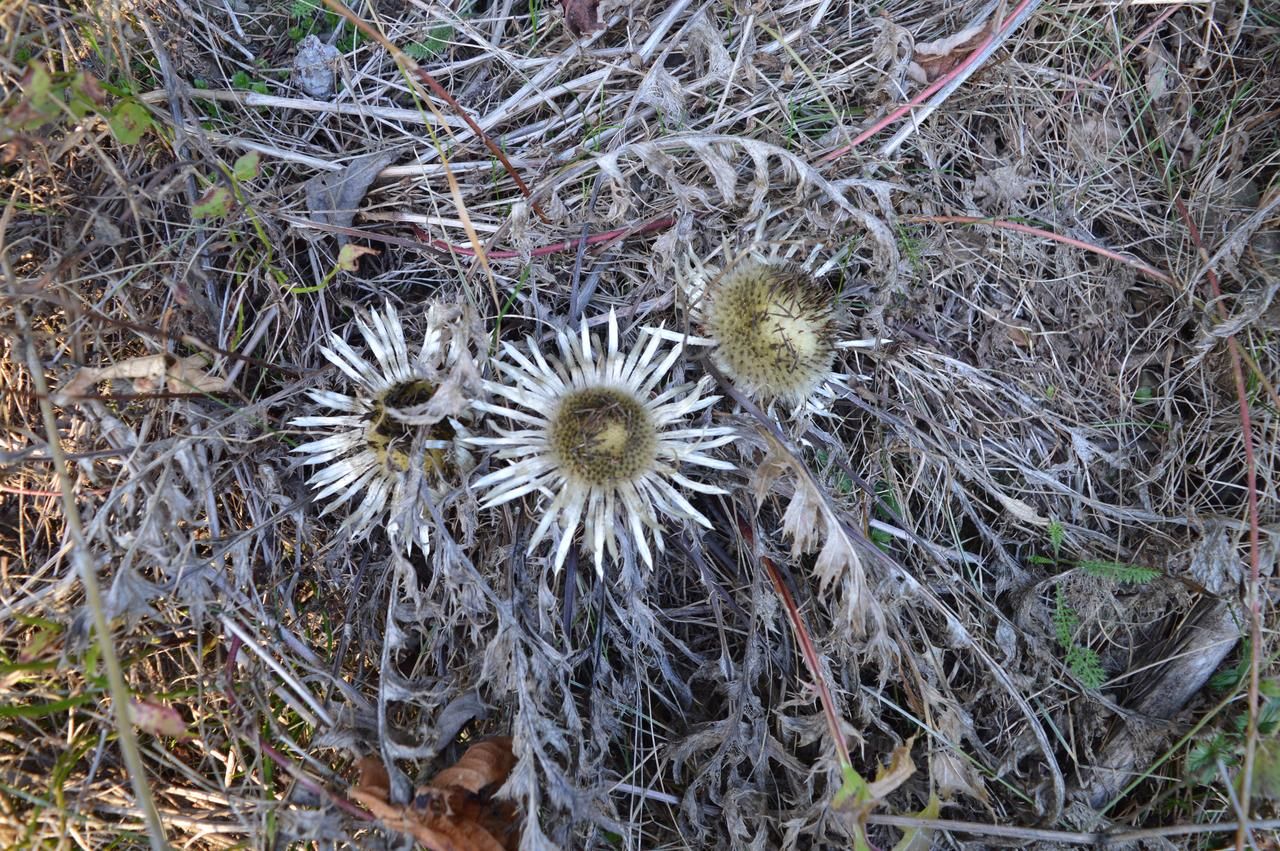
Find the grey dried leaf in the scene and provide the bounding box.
[686,12,732,80]
[303,151,398,246]
[636,64,687,126]
[1186,524,1243,596]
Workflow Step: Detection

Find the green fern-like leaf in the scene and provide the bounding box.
[1048,520,1065,559]
[1079,560,1160,584]
[1052,587,1078,647]
[1065,644,1106,689]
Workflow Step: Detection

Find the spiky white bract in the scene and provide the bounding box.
[468,310,737,578]
[290,302,471,550]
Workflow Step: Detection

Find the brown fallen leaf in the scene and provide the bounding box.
[350,737,520,851]
[907,21,995,84]
[559,0,602,36]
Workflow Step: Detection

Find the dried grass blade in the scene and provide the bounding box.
[320,0,547,223]
[908,215,1175,286]
[1175,198,1264,850]
[10,301,168,850]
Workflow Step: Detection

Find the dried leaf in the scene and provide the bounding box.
[992,490,1048,526]
[867,738,917,800]
[559,0,601,36]
[433,739,518,794]
[891,793,940,851]
[907,21,994,84]
[303,150,396,246]
[337,243,379,272]
[924,685,989,804]
[350,738,520,851]
[835,739,916,815]
[58,353,227,402]
[130,698,191,740]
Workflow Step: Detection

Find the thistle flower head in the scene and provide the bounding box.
[700,260,838,406]
[468,311,737,577]
[290,302,473,550]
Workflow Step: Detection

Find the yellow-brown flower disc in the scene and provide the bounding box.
[549,387,658,486]
[703,260,838,405]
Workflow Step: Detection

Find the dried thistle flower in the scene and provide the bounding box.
[468,311,736,577]
[655,254,851,415]
[290,302,472,550]
[700,259,838,406]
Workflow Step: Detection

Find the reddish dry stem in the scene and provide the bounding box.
[908,215,1175,285]
[1174,199,1263,850]
[819,0,1037,163]
[223,633,373,822]
[736,515,854,774]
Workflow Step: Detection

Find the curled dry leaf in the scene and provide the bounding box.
[350,737,520,851]
[907,21,994,84]
[129,698,192,740]
[337,243,380,272]
[58,353,227,402]
[559,0,602,36]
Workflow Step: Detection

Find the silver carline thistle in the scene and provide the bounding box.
[467,310,737,577]
[653,251,881,417]
[290,301,471,550]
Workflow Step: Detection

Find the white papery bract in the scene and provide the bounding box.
[468,310,737,577]
[290,302,469,550]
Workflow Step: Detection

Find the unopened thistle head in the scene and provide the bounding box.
[655,256,843,414]
[290,302,471,550]
[467,310,736,577]
[700,260,839,406]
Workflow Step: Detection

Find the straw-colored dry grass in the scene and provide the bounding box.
[2,0,1278,848]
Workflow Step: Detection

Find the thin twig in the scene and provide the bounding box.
[819,0,1040,162]
[8,307,169,849]
[736,516,854,775]
[878,0,1043,158]
[411,215,675,259]
[1175,199,1263,851]
[907,214,1176,285]
[319,0,547,222]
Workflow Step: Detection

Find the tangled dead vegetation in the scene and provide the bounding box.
[2,0,1278,848]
